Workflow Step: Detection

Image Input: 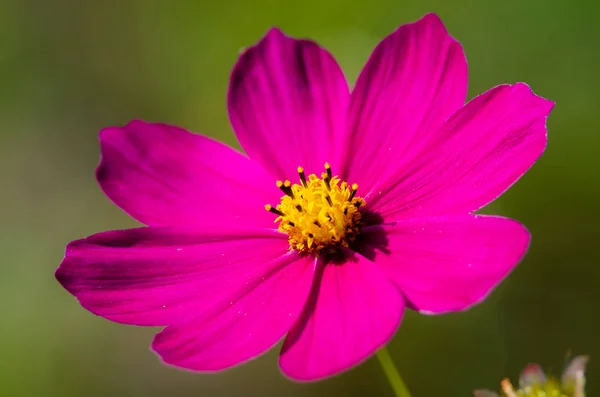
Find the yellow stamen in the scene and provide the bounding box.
[265,204,285,217]
[277,180,294,197]
[348,183,358,201]
[265,163,366,254]
[297,166,308,188]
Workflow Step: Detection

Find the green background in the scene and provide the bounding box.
[1,0,598,396]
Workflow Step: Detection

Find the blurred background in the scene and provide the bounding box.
[1,0,598,396]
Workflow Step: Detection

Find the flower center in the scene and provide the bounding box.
[265,163,366,255]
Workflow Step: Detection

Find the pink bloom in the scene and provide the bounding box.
[474,355,588,397]
[55,13,553,381]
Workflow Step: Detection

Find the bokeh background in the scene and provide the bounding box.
[1,0,598,396]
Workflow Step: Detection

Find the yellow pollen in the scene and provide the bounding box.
[266,163,366,254]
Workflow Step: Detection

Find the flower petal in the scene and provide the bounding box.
[340,13,467,193]
[363,215,529,314]
[519,364,547,387]
[55,226,306,327]
[152,254,314,371]
[97,120,277,228]
[228,28,350,179]
[370,83,554,220]
[561,355,589,393]
[279,251,404,381]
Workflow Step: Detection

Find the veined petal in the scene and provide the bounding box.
[370,83,554,220]
[279,251,404,381]
[228,28,350,179]
[55,226,306,327]
[152,254,314,371]
[363,215,529,314]
[341,13,467,193]
[97,120,278,228]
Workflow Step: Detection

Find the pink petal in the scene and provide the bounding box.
[340,13,467,193]
[561,355,589,391]
[370,83,554,220]
[363,215,529,314]
[97,120,278,228]
[228,28,350,179]
[279,251,404,381]
[55,226,309,328]
[519,363,547,387]
[152,254,314,371]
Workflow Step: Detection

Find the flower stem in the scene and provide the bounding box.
[376,346,413,397]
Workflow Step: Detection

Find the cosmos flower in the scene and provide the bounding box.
[55,13,553,381]
[474,356,588,397]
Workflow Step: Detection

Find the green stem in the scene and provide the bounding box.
[376,346,413,397]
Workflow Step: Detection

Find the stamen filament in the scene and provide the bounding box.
[265,204,285,216]
[277,180,294,197]
[323,162,332,189]
[297,167,308,188]
[349,183,359,200]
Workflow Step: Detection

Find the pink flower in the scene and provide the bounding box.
[55,13,553,381]
[474,355,588,397]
